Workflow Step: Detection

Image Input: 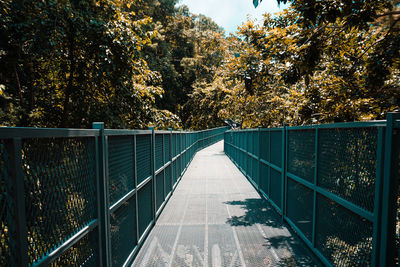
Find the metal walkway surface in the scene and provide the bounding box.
[132,141,321,267]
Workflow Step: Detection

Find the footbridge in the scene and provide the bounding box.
[1,113,399,267]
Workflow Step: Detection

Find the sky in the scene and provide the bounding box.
[177,0,289,35]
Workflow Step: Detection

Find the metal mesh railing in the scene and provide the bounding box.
[22,137,97,265]
[224,115,400,267]
[0,125,228,266]
[0,141,12,265]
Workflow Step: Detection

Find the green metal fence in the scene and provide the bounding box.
[0,124,228,266]
[224,113,400,267]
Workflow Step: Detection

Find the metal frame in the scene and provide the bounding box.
[0,124,228,267]
[223,114,400,267]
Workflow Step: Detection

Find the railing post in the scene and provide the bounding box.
[179,130,182,178]
[257,126,261,191]
[379,112,400,266]
[133,133,140,248]
[7,138,29,266]
[282,124,287,219]
[312,128,319,247]
[372,127,385,266]
[162,133,166,204]
[168,128,173,195]
[92,122,111,267]
[149,127,156,219]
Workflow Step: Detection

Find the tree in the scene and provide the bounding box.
[0,0,174,129]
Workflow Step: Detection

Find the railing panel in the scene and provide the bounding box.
[110,196,137,266]
[49,228,98,267]
[155,172,164,211]
[0,125,228,266]
[224,116,399,267]
[136,135,152,185]
[0,140,13,265]
[270,167,282,209]
[316,194,373,266]
[318,127,378,212]
[287,130,315,183]
[137,181,153,238]
[155,134,163,171]
[22,137,97,265]
[287,178,313,241]
[108,136,135,205]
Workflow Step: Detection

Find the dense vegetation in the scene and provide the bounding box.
[1,0,399,129]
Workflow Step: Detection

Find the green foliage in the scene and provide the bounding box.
[208,3,400,127]
[0,0,171,129]
[1,0,398,130]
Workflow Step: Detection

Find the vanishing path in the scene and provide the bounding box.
[133,141,321,266]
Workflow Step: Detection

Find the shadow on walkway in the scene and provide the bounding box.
[225,198,283,228]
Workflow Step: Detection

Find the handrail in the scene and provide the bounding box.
[0,124,229,266]
[224,113,400,267]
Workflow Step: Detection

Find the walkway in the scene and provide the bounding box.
[132,141,321,266]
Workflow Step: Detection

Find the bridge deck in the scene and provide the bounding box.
[133,141,321,266]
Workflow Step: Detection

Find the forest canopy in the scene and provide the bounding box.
[0,0,399,129]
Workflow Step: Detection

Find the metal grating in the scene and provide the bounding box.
[110,196,137,266]
[287,179,313,241]
[156,172,164,211]
[270,168,282,209]
[316,194,373,266]
[108,136,135,205]
[172,134,176,157]
[318,128,378,212]
[164,135,170,164]
[270,131,282,167]
[137,181,153,238]
[155,134,163,171]
[260,163,269,195]
[288,130,315,182]
[49,229,98,266]
[22,138,97,265]
[0,141,11,266]
[136,135,151,185]
[165,165,172,196]
[252,157,259,185]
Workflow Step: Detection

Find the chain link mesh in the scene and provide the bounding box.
[0,141,12,266]
[110,196,137,266]
[108,136,135,205]
[49,228,98,267]
[155,135,163,171]
[136,135,151,185]
[288,130,315,182]
[156,172,164,211]
[287,179,313,241]
[137,181,152,238]
[316,194,373,266]
[318,127,378,212]
[22,137,97,265]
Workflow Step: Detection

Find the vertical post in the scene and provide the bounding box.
[312,128,319,247]
[257,127,262,191]
[133,134,140,247]
[162,134,165,203]
[6,138,29,266]
[168,129,173,194]
[372,127,384,266]
[149,127,156,219]
[92,122,111,267]
[282,125,287,218]
[268,131,271,197]
[379,112,400,266]
[179,130,182,178]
